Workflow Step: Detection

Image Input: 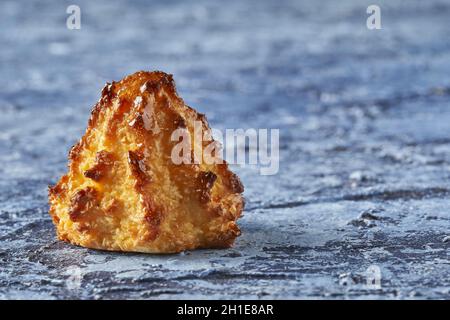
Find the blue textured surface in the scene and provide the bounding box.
[0,0,449,299]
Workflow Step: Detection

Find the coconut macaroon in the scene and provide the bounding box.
[49,71,244,253]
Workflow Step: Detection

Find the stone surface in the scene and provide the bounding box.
[0,0,449,299]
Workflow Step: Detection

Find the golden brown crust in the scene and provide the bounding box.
[48,71,244,253]
[84,150,115,182]
[197,171,217,203]
[68,187,99,221]
[127,149,152,188]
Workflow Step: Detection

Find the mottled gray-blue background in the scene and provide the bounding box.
[0,0,449,299]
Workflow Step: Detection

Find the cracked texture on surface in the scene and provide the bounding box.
[0,0,449,299]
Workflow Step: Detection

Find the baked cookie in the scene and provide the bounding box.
[49,71,244,253]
